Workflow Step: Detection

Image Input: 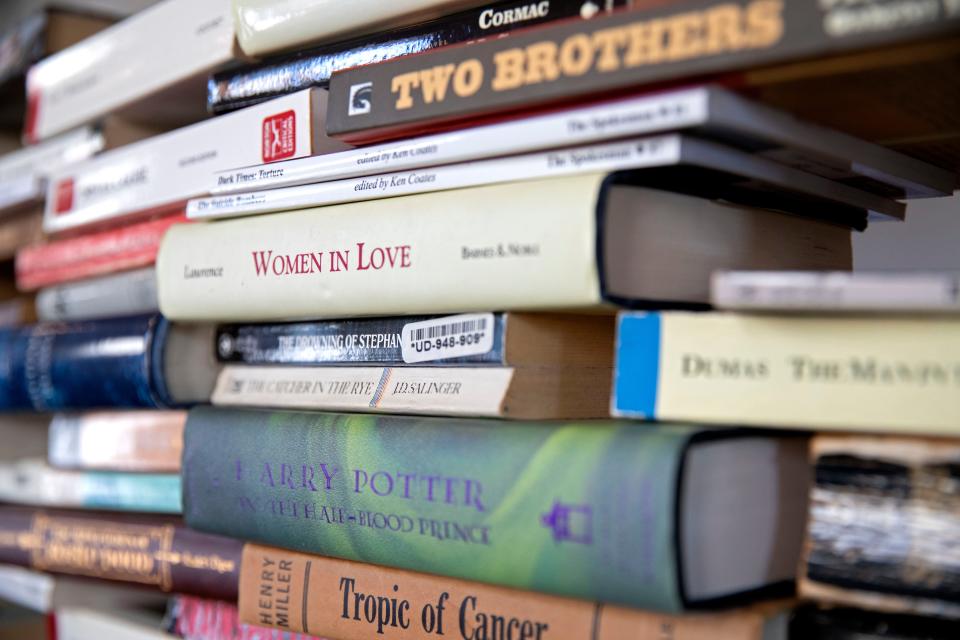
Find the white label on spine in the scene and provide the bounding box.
[212,365,513,417]
[401,313,495,363]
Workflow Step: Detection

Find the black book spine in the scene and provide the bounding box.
[208,0,630,114]
[216,314,507,365]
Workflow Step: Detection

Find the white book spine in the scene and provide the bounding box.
[189,136,682,220]
[711,271,960,312]
[210,88,709,193]
[0,565,55,613]
[43,89,324,234]
[26,0,235,141]
[213,365,514,417]
[36,267,159,322]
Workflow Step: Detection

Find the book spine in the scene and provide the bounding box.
[0,459,182,513]
[217,313,506,365]
[15,214,184,291]
[0,210,44,262]
[612,312,960,434]
[158,173,604,322]
[48,410,186,472]
[326,0,960,142]
[182,407,694,610]
[710,271,960,312]
[801,436,960,617]
[0,508,242,600]
[212,365,515,417]
[211,0,630,114]
[210,88,707,194]
[0,314,169,410]
[35,267,160,322]
[190,136,682,220]
[41,89,321,235]
[172,595,324,640]
[239,544,773,639]
[25,0,234,142]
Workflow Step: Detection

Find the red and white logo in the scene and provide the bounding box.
[262,110,297,163]
[53,178,74,214]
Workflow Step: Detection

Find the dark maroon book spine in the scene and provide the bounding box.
[0,507,242,601]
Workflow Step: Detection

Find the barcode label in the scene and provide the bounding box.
[401,313,495,363]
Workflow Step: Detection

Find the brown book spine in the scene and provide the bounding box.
[239,544,778,640]
[0,507,241,600]
[48,411,186,472]
[326,0,960,143]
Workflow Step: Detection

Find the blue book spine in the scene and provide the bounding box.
[0,314,171,411]
[612,312,663,419]
[78,471,183,513]
[216,314,506,366]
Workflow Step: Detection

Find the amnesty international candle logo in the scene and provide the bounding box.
[262,110,297,163]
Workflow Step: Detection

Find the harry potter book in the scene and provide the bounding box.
[182,407,810,611]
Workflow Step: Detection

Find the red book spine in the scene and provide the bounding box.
[15,213,187,291]
[172,595,326,640]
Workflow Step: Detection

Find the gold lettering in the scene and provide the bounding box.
[391,72,420,110]
[745,0,784,47]
[418,64,457,104]
[558,33,594,76]
[704,4,745,54]
[524,41,560,84]
[592,27,629,72]
[452,58,484,97]
[491,48,526,91]
[666,12,706,60]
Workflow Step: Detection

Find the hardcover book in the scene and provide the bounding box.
[24,0,236,142]
[800,436,960,619]
[158,175,851,322]
[711,271,960,313]
[42,89,345,236]
[16,213,184,291]
[190,134,906,226]
[212,85,953,201]
[237,543,794,639]
[182,407,810,611]
[211,0,629,114]
[36,267,159,322]
[612,312,960,434]
[48,411,185,472]
[216,312,610,366]
[789,604,960,639]
[0,314,219,411]
[0,458,181,513]
[0,507,242,600]
[234,0,492,56]
[325,0,960,146]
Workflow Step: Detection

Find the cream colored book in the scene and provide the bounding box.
[157,173,851,322]
[612,312,960,435]
[234,0,487,56]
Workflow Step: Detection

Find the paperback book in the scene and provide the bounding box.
[48,411,185,472]
[35,267,159,322]
[212,85,953,201]
[190,134,905,226]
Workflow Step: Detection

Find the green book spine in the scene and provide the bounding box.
[182,407,698,611]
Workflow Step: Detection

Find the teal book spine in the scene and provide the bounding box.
[182,407,697,611]
[78,471,182,513]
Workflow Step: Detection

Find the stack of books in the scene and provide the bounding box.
[0,0,956,638]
